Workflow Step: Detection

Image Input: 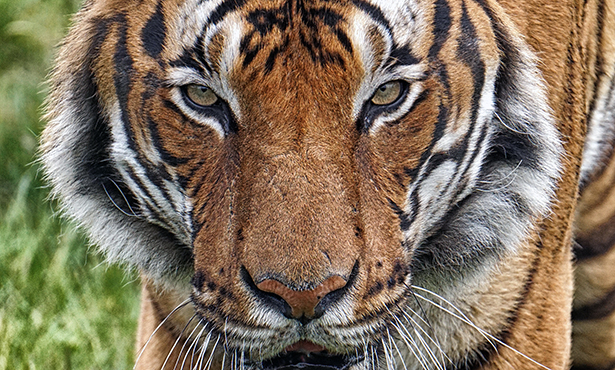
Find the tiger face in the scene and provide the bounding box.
[42,0,574,368]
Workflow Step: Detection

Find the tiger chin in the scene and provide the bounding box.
[41,0,615,369]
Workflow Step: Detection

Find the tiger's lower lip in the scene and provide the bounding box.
[284,340,327,353]
[261,350,363,370]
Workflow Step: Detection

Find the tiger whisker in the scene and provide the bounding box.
[412,324,444,370]
[240,342,246,370]
[161,314,198,370]
[181,324,208,370]
[381,336,394,370]
[408,289,451,367]
[361,338,369,370]
[220,342,227,370]
[410,285,497,350]
[102,180,139,218]
[399,307,451,366]
[475,160,522,193]
[392,321,429,370]
[369,341,376,370]
[198,329,217,370]
[388,327,410,370]
[174,321,205,370]
[393,313,444,370]
[411,286,552,370]
[493,111,530,136]
[190,326,204,370]
[409,291,434,329]
[203,335,221,370]
[390,303,449,367]
[411,289,499,351]
[195,327,214,370]
[134,298,191,370]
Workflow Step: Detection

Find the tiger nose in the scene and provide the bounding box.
[256,276,348,320]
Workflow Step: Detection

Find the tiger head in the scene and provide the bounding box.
[42,0,562,368]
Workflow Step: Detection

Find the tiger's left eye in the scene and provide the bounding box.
[371,81,402,106]
[184,84,218,107]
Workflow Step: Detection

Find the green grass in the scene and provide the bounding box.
[0,0,141,368]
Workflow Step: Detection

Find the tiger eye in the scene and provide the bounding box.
[371,81,402,106]
[185,84,218,107]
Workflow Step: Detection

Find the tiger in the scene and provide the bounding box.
[40,0,615,368]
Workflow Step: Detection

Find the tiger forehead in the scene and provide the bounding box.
[162,0,422,71]
[234,0,356,72]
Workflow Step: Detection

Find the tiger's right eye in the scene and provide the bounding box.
[371,81,403,106]
[184,84,218,107]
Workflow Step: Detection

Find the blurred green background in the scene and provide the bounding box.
[0,0,141,368]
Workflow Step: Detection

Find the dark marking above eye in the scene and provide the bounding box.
[142,0,166,58]
[389,45,420,66]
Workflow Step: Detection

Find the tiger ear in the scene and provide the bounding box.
[41,12,193,289]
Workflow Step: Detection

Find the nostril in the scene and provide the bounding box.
[314,260,360,318]
[240,267,293,317]
[256,275,347,320]
[240,262,359,322]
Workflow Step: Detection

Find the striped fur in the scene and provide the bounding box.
[40,0,615,369]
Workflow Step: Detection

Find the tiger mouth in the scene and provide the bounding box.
[260,346,364,370]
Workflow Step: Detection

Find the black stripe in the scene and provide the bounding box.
[184,0,249,74]
[193,32,216,75]
[141,0,166,58]
[147,114,190,167]
[389,45,420,67]
[429,0,452,59]
[397,100,450,232]
[124,164,182,233]
[113,61,180,219]
[472,0,543,172]
[388,198,412,231]
[351,0,392,35]
[333,27,353,55]
[207,0,248,27]
[575,210,615,260]
[169,49,212,76]
[585,0,607,127]
[65,16,142,217]
[306,5,354,55]
[571,360,615,370]
[572,283,615,321]
[580,76,615,189]
[443,0,487,198]
[114,13,139,156]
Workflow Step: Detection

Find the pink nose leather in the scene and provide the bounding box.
[256,276,347,318]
